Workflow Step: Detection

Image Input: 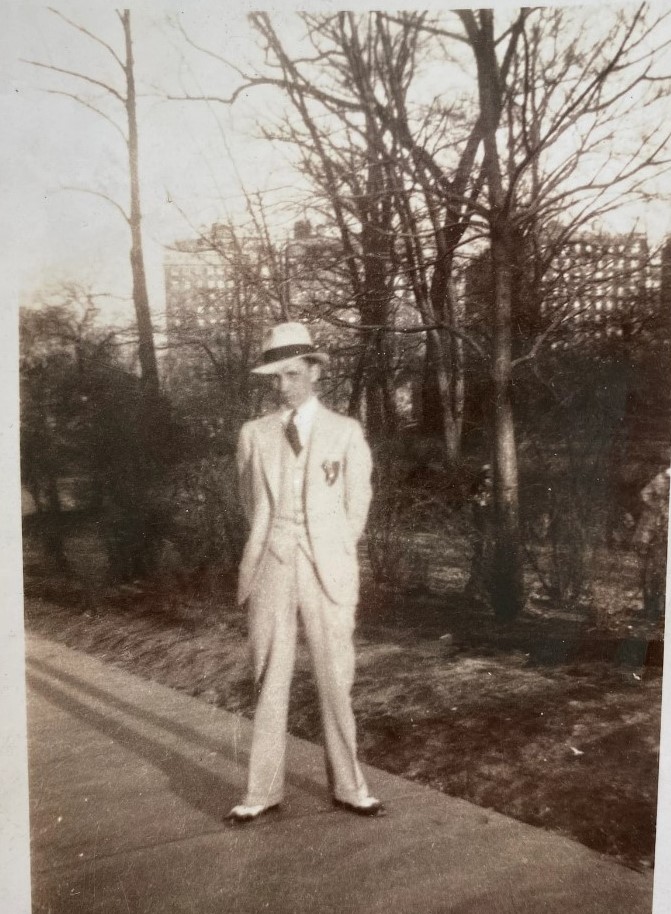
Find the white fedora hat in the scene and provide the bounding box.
[252,322,329,375]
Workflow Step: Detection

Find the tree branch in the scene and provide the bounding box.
[22,59,126,103]
[43,89,127,142]
[511,306,589,369]
[60,186,130,224]
[320,311,488,360]
[48,7,126,71]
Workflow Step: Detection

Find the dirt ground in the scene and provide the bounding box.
[23,542,663,873]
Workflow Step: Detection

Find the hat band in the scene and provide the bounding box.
[262,343,316,364]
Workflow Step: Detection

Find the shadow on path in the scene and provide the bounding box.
[28,669,240,826]
[27,658,330,832]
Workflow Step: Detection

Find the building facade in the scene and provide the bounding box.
[463,230,667,349]
[163,224,273,437]
[543,232,664,346]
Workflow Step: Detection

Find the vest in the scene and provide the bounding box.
[272,432,313,559]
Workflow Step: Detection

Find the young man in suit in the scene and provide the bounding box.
[229,322,384,823]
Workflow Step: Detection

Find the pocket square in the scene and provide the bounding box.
[322,460,340,485]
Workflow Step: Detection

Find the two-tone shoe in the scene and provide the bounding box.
[227,803,281,824]
[333,797,386,817]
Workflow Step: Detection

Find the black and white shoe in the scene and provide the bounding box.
[228,803,281,824]
[333,797,386,817]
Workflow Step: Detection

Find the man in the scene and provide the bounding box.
[229,322,384,823]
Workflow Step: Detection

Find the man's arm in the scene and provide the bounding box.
[344,420,373,543]
[236,423,254,526]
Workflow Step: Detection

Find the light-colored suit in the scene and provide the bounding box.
[236,402,373,808]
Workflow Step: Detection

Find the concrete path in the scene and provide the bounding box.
[26,633,654,914]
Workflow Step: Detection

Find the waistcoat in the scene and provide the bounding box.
[273,432,313,558]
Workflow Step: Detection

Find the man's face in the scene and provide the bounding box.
[273,359,320,410]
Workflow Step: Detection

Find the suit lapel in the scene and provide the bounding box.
[305,405,336,509]
[257,413,283,504]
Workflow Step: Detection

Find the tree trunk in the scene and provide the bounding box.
[423,330,460,464]
[44,475,69,573]
[365,377,385,440]
[414,227,463,464]
[462,8,526,619]
[444,271,466,459]
[121,9,160,401]
[348,339,369,419]
[490,227,525,620]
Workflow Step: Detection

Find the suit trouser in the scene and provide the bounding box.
[244,541,368,808]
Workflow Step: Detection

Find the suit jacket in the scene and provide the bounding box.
[236,403,373,606]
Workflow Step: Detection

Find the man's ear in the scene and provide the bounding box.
[309,362,321,383]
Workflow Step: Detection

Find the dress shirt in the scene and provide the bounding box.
[283,396,318,450]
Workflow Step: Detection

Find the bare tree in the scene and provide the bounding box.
[453,9,528,620]
[456,4,671,618]
[167,12,482,450]
[244,13,401,438]
[25,8,160,400]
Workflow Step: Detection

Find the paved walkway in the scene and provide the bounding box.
[26,633,654,914]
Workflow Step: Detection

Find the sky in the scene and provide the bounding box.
[3,2,671,328]
[3,3,313,325]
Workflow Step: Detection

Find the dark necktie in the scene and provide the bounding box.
[285,410,302,455]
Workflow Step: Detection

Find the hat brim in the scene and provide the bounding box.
[251,352,329,375]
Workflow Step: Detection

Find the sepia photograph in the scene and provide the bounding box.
[3,2,671,911]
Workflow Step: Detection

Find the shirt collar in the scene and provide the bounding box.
[283,396,319,427]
